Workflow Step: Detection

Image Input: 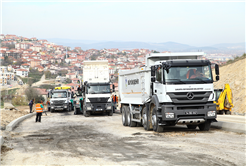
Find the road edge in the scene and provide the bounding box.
[211,121,246,134]
[6,113,36,131]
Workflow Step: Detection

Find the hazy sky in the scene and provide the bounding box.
[1,0,245,47]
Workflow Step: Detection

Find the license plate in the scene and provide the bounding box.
[55,108,63,110]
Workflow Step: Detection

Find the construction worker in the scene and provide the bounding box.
[35,101,44,122]
[28,99,34,113]
[112,95,118,112]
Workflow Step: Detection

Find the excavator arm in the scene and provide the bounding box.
[214,84,234,114]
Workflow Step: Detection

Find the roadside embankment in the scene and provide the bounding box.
[214,57,246,115]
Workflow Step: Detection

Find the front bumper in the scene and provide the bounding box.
[160,102,217,123]
[50,104,68,110]
[85,102,112,112]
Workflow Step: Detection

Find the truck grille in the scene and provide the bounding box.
[167,91,212,104]
[53,100,65,104]
[88,97,109,103]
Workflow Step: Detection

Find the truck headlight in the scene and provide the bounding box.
[50,101,53,104]
[165,113,174,118]
[107,106,111,109]
[108,98,112,102]
[64,100,67,103]
[207,111,216,117]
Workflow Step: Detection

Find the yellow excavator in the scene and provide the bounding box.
[214,84,234,114]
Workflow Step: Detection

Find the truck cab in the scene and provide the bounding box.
[82,60,114,117]
[48,87,73,112]
[119,52,219,132]
[83,82,113,116]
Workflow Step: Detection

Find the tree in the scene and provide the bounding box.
[44,71,52,79]
[65,78,72,84]
[25,86,40,101]
[57,70,68,76]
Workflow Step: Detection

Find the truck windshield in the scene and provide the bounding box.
[86,84,111,94]
[51,92,67,98]
[164,65,213,84]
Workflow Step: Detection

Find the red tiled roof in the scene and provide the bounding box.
[16,69,28,72]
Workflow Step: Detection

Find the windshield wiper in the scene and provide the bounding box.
[165,79,186,84]
[190,78,209,83]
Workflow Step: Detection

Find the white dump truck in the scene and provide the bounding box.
[118,52,219,132]
[82,60,114,117]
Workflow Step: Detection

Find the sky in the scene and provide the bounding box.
[0,0,245,47]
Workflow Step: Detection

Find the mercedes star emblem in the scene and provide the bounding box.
[187,92,194,100]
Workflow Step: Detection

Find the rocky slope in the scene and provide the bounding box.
[214,57,246,115]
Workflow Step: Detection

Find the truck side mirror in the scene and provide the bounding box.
[113,84,115,92]
[216,75,219,81]
[215,64,219,75]
[151,66,155,76]
[151,77,155,82]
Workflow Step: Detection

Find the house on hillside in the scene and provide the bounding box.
[30,59,41,68]
[16,69,28,77]
[66,73,76,79]
[21,63,30,71]
[35,65,44,72]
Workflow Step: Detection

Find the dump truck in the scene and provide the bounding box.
[47,86,73,113]
[82,60,114,117]
[118,52,219,132]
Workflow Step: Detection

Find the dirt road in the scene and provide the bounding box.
[1,112,245,165]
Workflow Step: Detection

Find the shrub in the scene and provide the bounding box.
[12,96,27,106]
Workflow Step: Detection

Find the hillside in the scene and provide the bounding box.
[213,57,246,115]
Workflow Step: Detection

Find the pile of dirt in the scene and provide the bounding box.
[0,106,30,129]
[214,57,246,115]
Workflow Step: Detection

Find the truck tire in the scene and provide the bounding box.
[83,106,90,117]
[187,125,197,129]
[69,104,72,112]
[152,108,163,132]
[128,106,137,127]
[122,106,127,126]
[108,109,113,116]
[142,107,151,131]
[198,121,211,131]
[74,106,77,115]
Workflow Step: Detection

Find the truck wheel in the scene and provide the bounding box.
[187,125,197,129]
[69,104,72,112]
[142,107,151,131]
[83,106,90,117]
[127,106,137,127]
[122,106,127,126]
[74,106,77,115]
[126,106,131,126]
[198,121,211,131]
[152,108,163,132]
[108,109,113,116]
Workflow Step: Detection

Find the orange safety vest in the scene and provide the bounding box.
[36,103,43,113]
[186,69,196,79]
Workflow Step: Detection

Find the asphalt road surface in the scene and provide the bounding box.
[1,112,245,165]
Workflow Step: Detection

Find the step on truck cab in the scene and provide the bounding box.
[82,60,114,117]
[118,52,219,132]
